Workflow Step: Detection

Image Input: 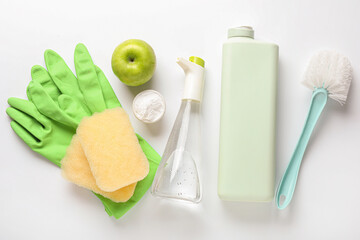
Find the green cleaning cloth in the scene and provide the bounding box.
[6,43,161,219]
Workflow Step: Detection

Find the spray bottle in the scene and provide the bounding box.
[151,56,205,203]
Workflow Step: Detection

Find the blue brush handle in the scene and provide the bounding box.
[276,88,328,209]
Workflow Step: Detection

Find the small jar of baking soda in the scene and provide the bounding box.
[132,90,166,123]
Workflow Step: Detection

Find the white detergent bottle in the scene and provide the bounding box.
[151,56,205,203]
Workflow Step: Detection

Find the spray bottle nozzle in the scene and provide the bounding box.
[176,56,205,102]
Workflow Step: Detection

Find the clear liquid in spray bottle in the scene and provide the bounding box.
[151,56,205,203]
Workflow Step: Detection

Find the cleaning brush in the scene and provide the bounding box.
[276,51,353,209]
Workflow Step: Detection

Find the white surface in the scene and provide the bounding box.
[0,0,360,239]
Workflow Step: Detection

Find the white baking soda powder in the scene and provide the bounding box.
[132,90,166,123]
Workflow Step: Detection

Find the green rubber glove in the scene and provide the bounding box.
[6,98,73,167]
[28,44,123,126]
[7,44,161,219]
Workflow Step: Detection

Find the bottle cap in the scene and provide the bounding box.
[189,56,205,68]
[228,26,254,38]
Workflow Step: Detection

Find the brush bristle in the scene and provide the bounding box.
[302,51,352,105]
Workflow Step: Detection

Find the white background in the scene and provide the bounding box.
[1,0,359,239]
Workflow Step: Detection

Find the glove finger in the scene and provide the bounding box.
[95,66,122,109]
[44,49,89,113]
[9,120,41,148]
[30,65,61,103]
[27,81,78,129]
[74,43,106,113]
[58,94,89,124]
[7,97,48,128]
[6,107,46,141]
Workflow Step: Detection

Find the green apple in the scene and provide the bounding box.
[111,39,156,86]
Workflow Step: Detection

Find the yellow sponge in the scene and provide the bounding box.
[77,107,149,192]
[61,135,137,202]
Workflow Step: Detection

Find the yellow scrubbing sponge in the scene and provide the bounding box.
[61,135,137,202]
[77,107,149,192]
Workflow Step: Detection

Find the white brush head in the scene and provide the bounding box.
[302,51,353,105]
